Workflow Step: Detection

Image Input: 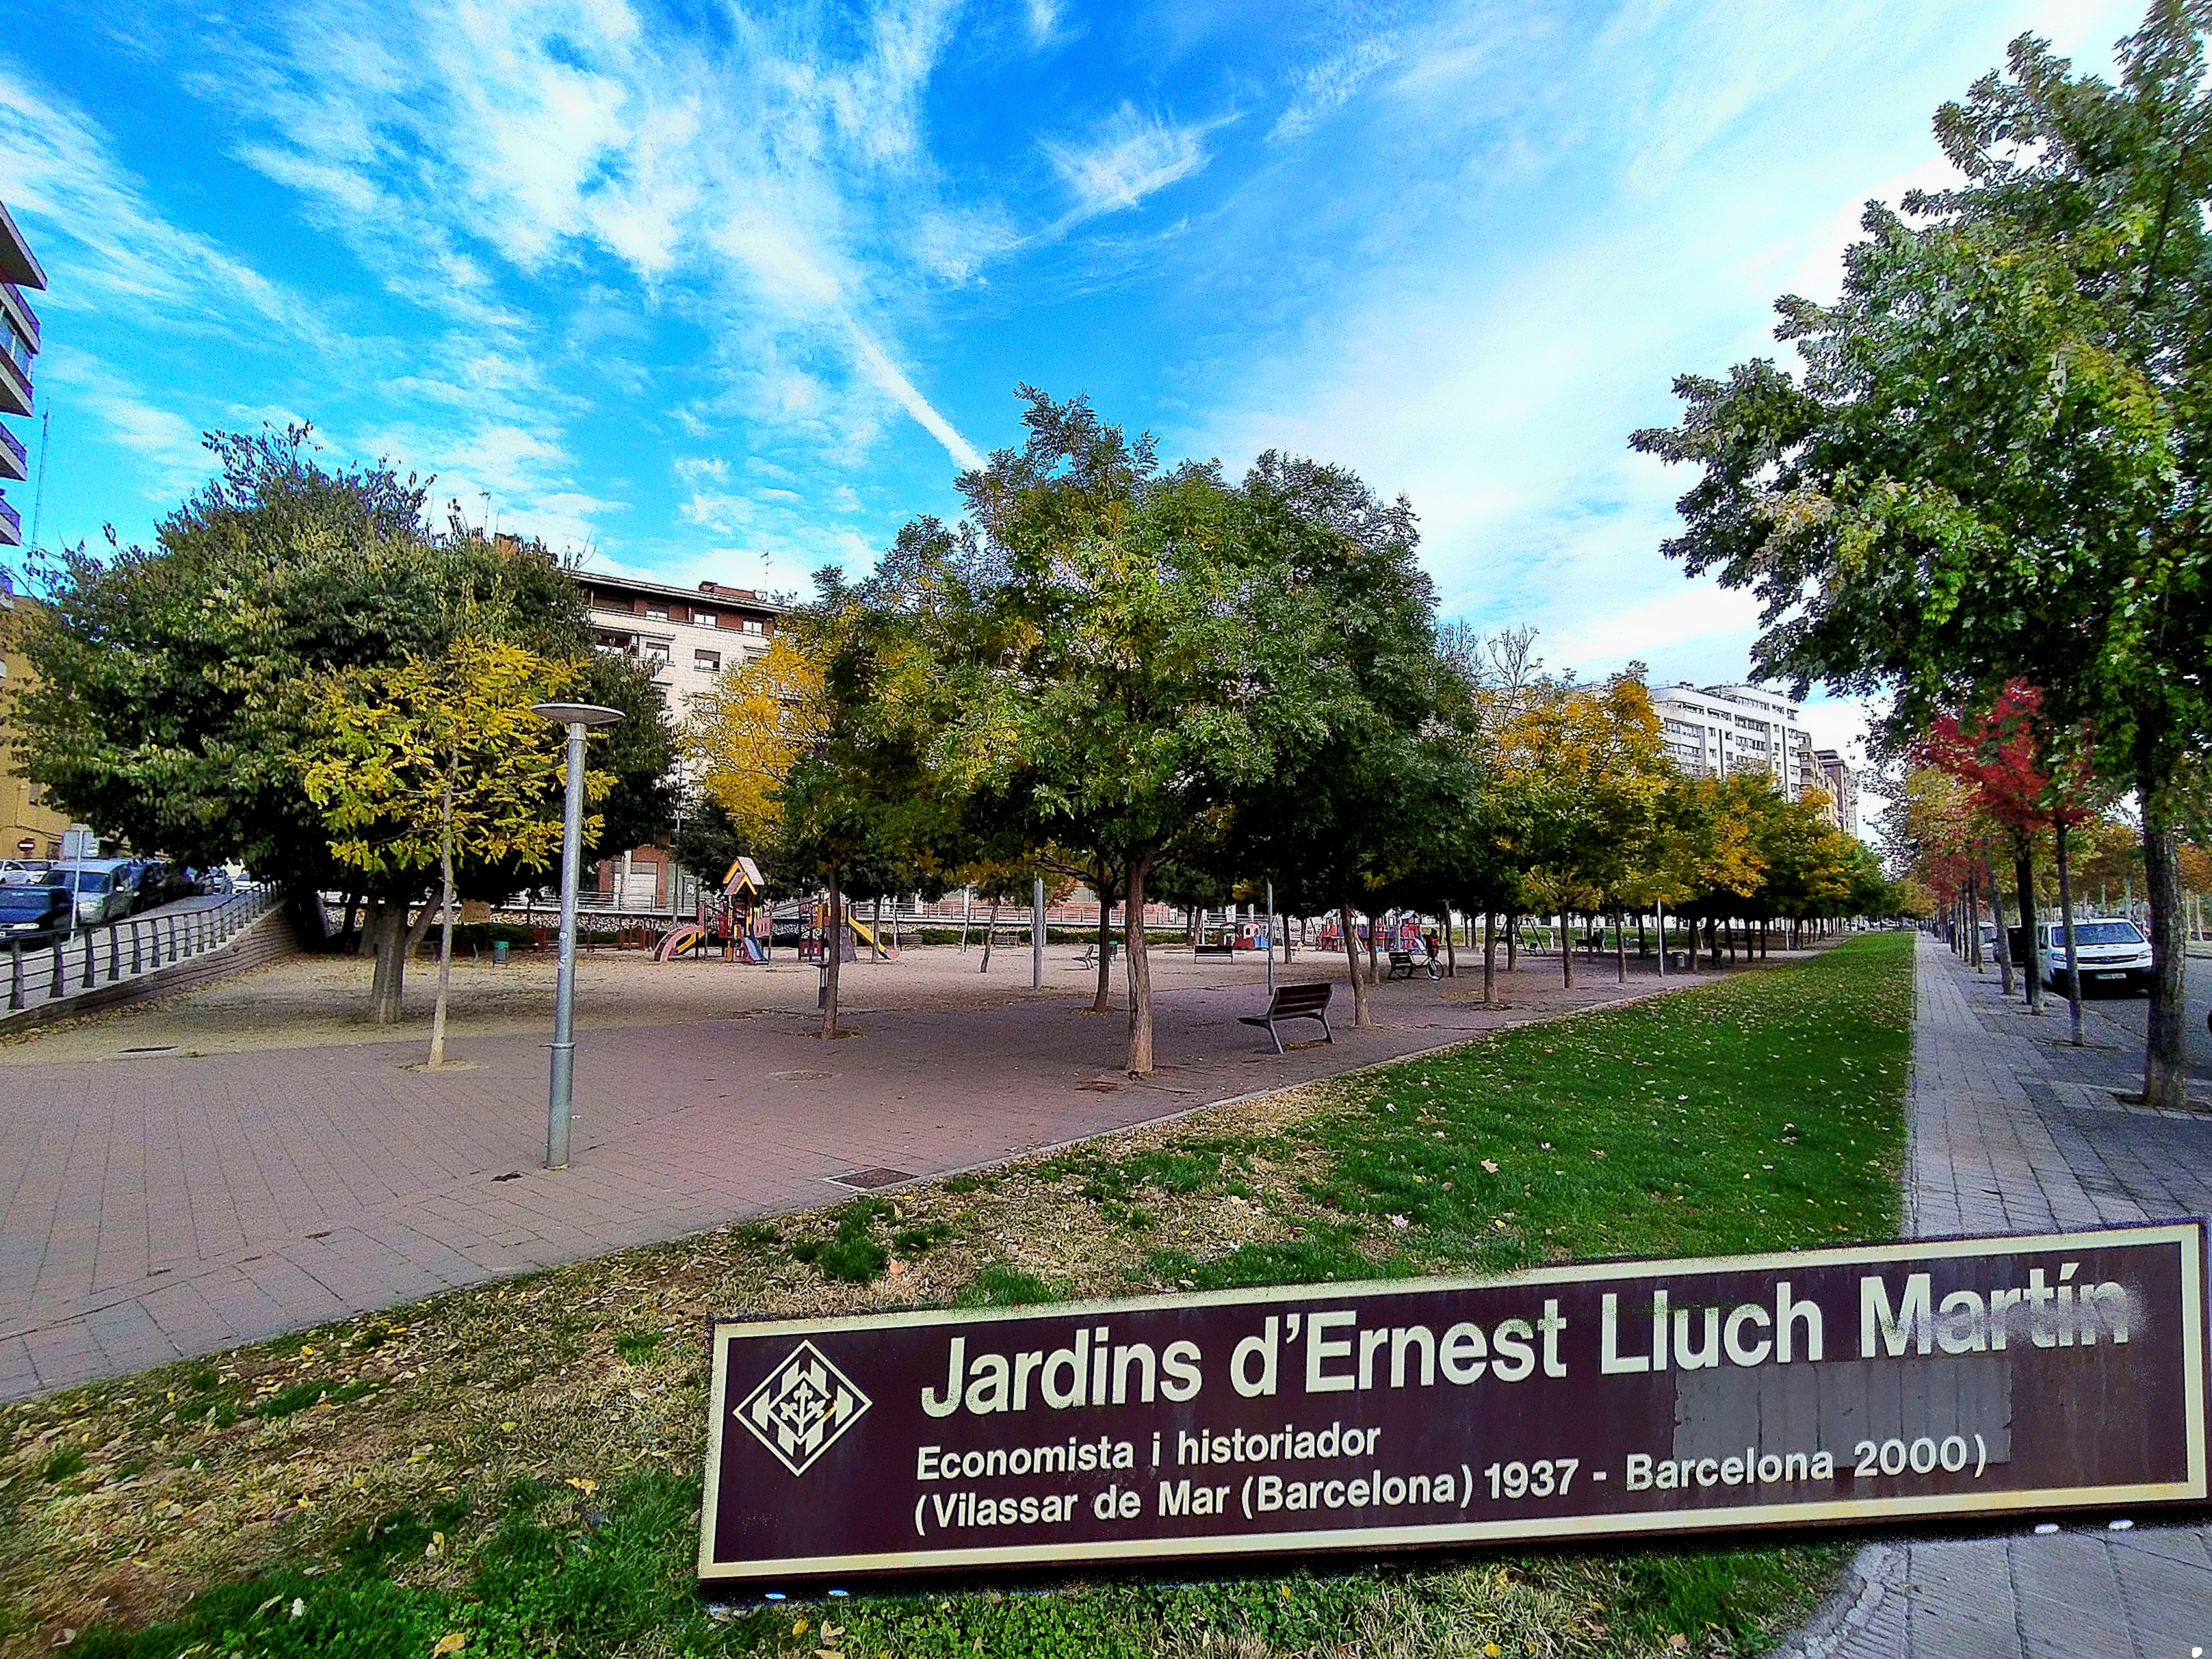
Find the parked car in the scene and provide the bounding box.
[0,883,75,945]
[2027,917,2153,995]
[47,861,138,928]
[0,859,52,886]
[128,859,177,913]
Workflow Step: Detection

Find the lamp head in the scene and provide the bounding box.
[530,701,625,728]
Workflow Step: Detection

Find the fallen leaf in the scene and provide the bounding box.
[792,1617,809,1635]
[1387,1214,1410,1229]
[1481,1159,1499,1174]
[289,1598,306,1620]
[820,1622,844,1641]
[567,1477,597,1495]
[887,1260,906,1278]
[432,1635,467,1657]
[1669,1637,1688,1651]
[499,1421,517,1432]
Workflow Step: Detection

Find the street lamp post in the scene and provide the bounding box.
[530,701,624,1170]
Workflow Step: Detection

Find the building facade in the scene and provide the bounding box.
[0,577,68,859]
[571,570,789,910]
[0,198,47,550]
[1650,681,1819,796]
[575,571,786,722]
[1812,747,1862,838]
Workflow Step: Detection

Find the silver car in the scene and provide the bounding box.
[48,862,138,928]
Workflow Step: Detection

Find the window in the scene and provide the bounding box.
[645,604,669,621]
[645,640,671,664]
[694,649,720,672]
[740,618,766,634]
[692,610,716,628]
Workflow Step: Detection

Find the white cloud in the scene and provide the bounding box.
[36,345,212,503]
[185,0,987,475]
[1045,103,1219,222]
[1271,35,1399,143]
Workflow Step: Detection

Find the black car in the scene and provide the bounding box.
[0,883,74,945]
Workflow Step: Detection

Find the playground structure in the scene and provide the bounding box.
[652,857,773,963]
[650,858,901,965]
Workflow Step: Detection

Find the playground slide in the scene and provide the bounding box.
[845,914,898,960]
[653,924,707,962]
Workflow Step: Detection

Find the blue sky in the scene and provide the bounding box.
[0,0,2146,775]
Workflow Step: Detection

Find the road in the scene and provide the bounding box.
[2057,950,2212,1095]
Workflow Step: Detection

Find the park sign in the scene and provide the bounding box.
[697,1223,2208,1587]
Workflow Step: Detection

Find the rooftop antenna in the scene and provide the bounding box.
[27,404,49,556]
[478,490,492,537]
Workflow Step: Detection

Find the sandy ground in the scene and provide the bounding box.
[0,939,1418,1064]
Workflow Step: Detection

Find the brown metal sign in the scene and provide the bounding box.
[698,1223,2209,1586]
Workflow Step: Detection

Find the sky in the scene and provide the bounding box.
[0,0,2152,814]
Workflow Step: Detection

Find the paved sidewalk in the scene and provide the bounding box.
[0,950,1693,1401]
[1784,936,2212,1659]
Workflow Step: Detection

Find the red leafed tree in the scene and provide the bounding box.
[1916,682,2100,1027]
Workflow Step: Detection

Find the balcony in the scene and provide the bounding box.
[0,496,21,548]
[0,348,25,419]
[0,203,45,291]
[0,423,23,484]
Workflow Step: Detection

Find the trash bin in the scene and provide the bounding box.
[492,939,510,965]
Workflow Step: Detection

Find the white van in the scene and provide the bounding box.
[2033,917,2152,994]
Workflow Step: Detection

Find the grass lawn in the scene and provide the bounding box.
[0,932,1912,1659]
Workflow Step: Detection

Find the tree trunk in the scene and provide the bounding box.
[873,895,885,962]
[1441,903,1456,978]
[1092,883,1115,1014]
[822,867,843,1040]
[428,779,457,1069]
[1614,906,1627,984]
[1985,858,2014,998]
[363,900,406,1025]
[2141,792,2189,1110]
[339,891,363,950]
[1483,911,1497,1005]
[1506,914,1519,974]
[1638,913,1648,958]
[1338,902,1374,1027]
[2055,820,2083,1048]
[981,898,998,971]
[2015,844,2042,1013]
[1365,913,1381,986]
[1123,861,1155,1075]
[1560,913,1574,989]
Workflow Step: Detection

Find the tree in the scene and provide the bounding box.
[1632,7,2212,1107]
[1492,675,1672,988]
[923,391,1349,1075]
[8,426,675,1021]
[300,636,591,1058]
[684,633,829,848]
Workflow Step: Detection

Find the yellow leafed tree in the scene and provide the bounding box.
[684,632,829,847]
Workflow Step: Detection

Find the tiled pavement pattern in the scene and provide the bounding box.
[0,956,1682,1401]
[1781,936,2212,1659]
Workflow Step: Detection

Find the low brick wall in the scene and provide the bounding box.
[0,903,301,1030]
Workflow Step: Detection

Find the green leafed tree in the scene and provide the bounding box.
[300,635,597,1058]
[1632,4,2212,1106]
[7,426,676,1023]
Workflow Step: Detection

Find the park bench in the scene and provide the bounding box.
[1076,938,1118,970]
[1386,948,1437,982]
[1193,941,1236,958]
[1238,980,1335,1055]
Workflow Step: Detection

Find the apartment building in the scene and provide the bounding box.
[1650,681,1818,796]
[1812,747,1862,838]
[570,569,789,909]
[574,571,787,722]
[0,198,47,549]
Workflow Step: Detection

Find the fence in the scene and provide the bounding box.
[3,887,283,1019]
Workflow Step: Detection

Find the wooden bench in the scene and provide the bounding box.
[1239,981,1334,1054]
[1193,941,1236,958]
[1386,948,1437,981]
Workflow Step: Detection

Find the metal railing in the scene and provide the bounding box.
[3,887,279,1018]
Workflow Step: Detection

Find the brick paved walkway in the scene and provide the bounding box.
[0,950,1687,1401]
[1781,935,2212,1659]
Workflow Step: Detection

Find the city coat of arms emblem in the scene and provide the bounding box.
[733,1341,872,1476]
